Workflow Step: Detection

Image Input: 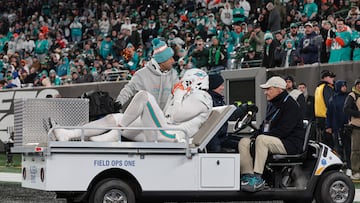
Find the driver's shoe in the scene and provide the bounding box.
[241,175,265,192]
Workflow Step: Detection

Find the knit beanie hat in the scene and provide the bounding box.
[209,74,224,90]
[264,32,273,40]
[152,38,174,63]
[354,78,360,86]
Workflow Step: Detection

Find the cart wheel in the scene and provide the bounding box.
[89,178,136,203]
[315,171,355,203]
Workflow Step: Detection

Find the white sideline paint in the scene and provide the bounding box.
[0,172,21,183]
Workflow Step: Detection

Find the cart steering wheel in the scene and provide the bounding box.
[233,111,257,134]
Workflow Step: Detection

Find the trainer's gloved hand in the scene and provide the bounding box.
[114,101,122,112]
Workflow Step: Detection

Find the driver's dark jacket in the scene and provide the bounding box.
[260,91,305,155]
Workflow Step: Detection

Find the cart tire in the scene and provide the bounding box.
[315,171,355,203]
[89,178,136,203]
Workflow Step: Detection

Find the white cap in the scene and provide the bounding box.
[304,22,313,28]
[260,76,286,89]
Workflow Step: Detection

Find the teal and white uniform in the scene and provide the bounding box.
[116,88,212,142]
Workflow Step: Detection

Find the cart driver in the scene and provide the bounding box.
[238,76,305,192]
[51,68,213,143]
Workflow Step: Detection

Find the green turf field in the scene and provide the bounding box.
[0,153,21,173]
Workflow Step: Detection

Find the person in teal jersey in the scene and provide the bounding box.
[70,17,83,43]
[157,18,168,36]
[229,23,244,48]
[232,2,246,24]
[42,3,51,17]
[351,18,360,61]
[56,56,70,79]
[215,23,227,46]
[216,27,233,61]
[6,31,13,41]
[0,56,3,79]
[49,69,61,86]
[99,35,113,60]
[326,19,352,63]
[123,43,139,75]
[83,43,95,61]
[196,9,207,32]
[303,0,318,20]
[34,32,49,63]
[0,34,8,53]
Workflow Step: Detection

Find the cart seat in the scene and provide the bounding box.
[267,121,313,165]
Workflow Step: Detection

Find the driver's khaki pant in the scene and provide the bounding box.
[239,135,287,174]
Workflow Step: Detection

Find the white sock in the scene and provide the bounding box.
[54,114,118,141]
[90,130,121,142]
[54,128,82,141]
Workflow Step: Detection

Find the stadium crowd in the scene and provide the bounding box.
[0,0,359,88]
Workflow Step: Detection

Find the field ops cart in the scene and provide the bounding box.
[12,98,355,203]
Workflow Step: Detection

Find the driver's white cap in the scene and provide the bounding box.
[260,76,286,89]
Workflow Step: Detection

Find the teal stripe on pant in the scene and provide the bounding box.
[146,102,176,139]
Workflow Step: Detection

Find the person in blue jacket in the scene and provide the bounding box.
[297,22,322,65]
[326,80,351,176]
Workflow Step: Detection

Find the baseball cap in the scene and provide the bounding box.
[290,23,298,28]
[321,70,336,79]
[304,22,313,28]
[260,76,286,89]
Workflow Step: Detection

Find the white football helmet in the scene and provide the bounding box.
[181,68,209,90]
